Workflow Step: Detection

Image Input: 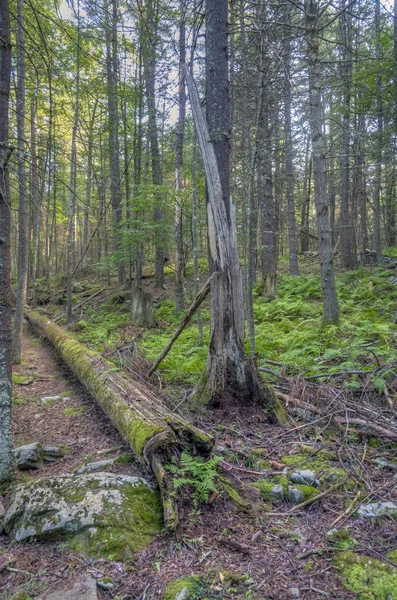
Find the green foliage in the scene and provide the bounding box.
[168,451,222,506]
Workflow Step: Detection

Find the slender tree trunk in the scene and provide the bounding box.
[258,96,277,297]
[105,0,124,283]
[31,89,41,287]
[0,0,13,490]
[142,0,165,288]
[67,2,81,324]
[338,0,356,268]
[82,100,97,271]
[374,0,383,261]
[13,0,29,363]
[175,0,186,312]
[192,134,203,341]
[305,0,339,323]
[301,136,311,253]
[284,3,298,275]
[240,0,255,351]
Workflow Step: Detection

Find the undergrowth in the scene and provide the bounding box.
[141,265,397,388]
[69,263,397,390]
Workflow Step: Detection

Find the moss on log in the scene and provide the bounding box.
[25,308,213,530]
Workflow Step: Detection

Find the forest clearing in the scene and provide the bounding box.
[1,0,397,599]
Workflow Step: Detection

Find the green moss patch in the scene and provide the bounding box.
[163,576,202,600]
[335,551,397,599]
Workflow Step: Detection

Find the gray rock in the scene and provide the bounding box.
[14,442,44,469]
[4,472,162,559]
[357,501,397,519]
[0,499,5,519]
[290,470,318,486]
[75,458,117,475]
[175,588,191,600]
[286,487,303,504]
[44,577,97,600]
[214,446,228,455]
[271,485,284,502]
[287,588,300,598]
[97,577,115,591]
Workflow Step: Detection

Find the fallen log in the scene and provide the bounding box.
[24,308,213,530]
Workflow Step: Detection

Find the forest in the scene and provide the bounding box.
[1,0,397,598]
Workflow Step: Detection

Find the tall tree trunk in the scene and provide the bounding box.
[338,0,356,269]
[240,0,255,351]
[67,0,81,324]
[284,3,298,275]
[105,0,124,283]
[258,96,277,298]
[175,0,186,312]
[374,0,383,261]
[82,99,98,271]
[0,0,13,490]
[305,0,339,323]
[185,0,283,420]
[142,0,165,288]
[301,136,311,253]
[31,89,41,287]
[192,134,203,342]
[13,0,29,364]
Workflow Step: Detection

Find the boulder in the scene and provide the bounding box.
[13,443,65,469]
[357,501,397,519]
[14,442,44,469]
[44,578,97,600]
[5,473,162,560]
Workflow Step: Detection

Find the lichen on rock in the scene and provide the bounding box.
[5,472,162,560]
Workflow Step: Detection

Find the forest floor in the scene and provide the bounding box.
[1,263,397,600]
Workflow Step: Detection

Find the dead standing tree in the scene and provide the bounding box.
[183,0,284,420]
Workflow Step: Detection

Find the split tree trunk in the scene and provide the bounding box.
[24,308,213,530]
[183,65,283,418]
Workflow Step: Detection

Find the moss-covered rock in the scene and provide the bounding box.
[5,473,162,560]
[335,551,397,599]
[163,576,201,600]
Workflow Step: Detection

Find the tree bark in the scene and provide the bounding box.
[0,0,13,490]
[338,0,356,269]
[174,0,186,313]
[13,0,29,364]
[304,0,339,324]
[374,0,383,261]
[142,0,165,288]
[67,1,81,324]
[284,2,298,276]
[24,308,213,530]
[105,0,124,283]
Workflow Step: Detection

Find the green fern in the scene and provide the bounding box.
[168,451,222,506]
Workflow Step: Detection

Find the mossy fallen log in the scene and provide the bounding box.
[24,308,214,530]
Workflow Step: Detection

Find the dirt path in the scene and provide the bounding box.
[1,326,147,600]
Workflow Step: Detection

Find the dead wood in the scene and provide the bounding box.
[24,307,214,530]
[276,391,397,440]
[148,275,212,376]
